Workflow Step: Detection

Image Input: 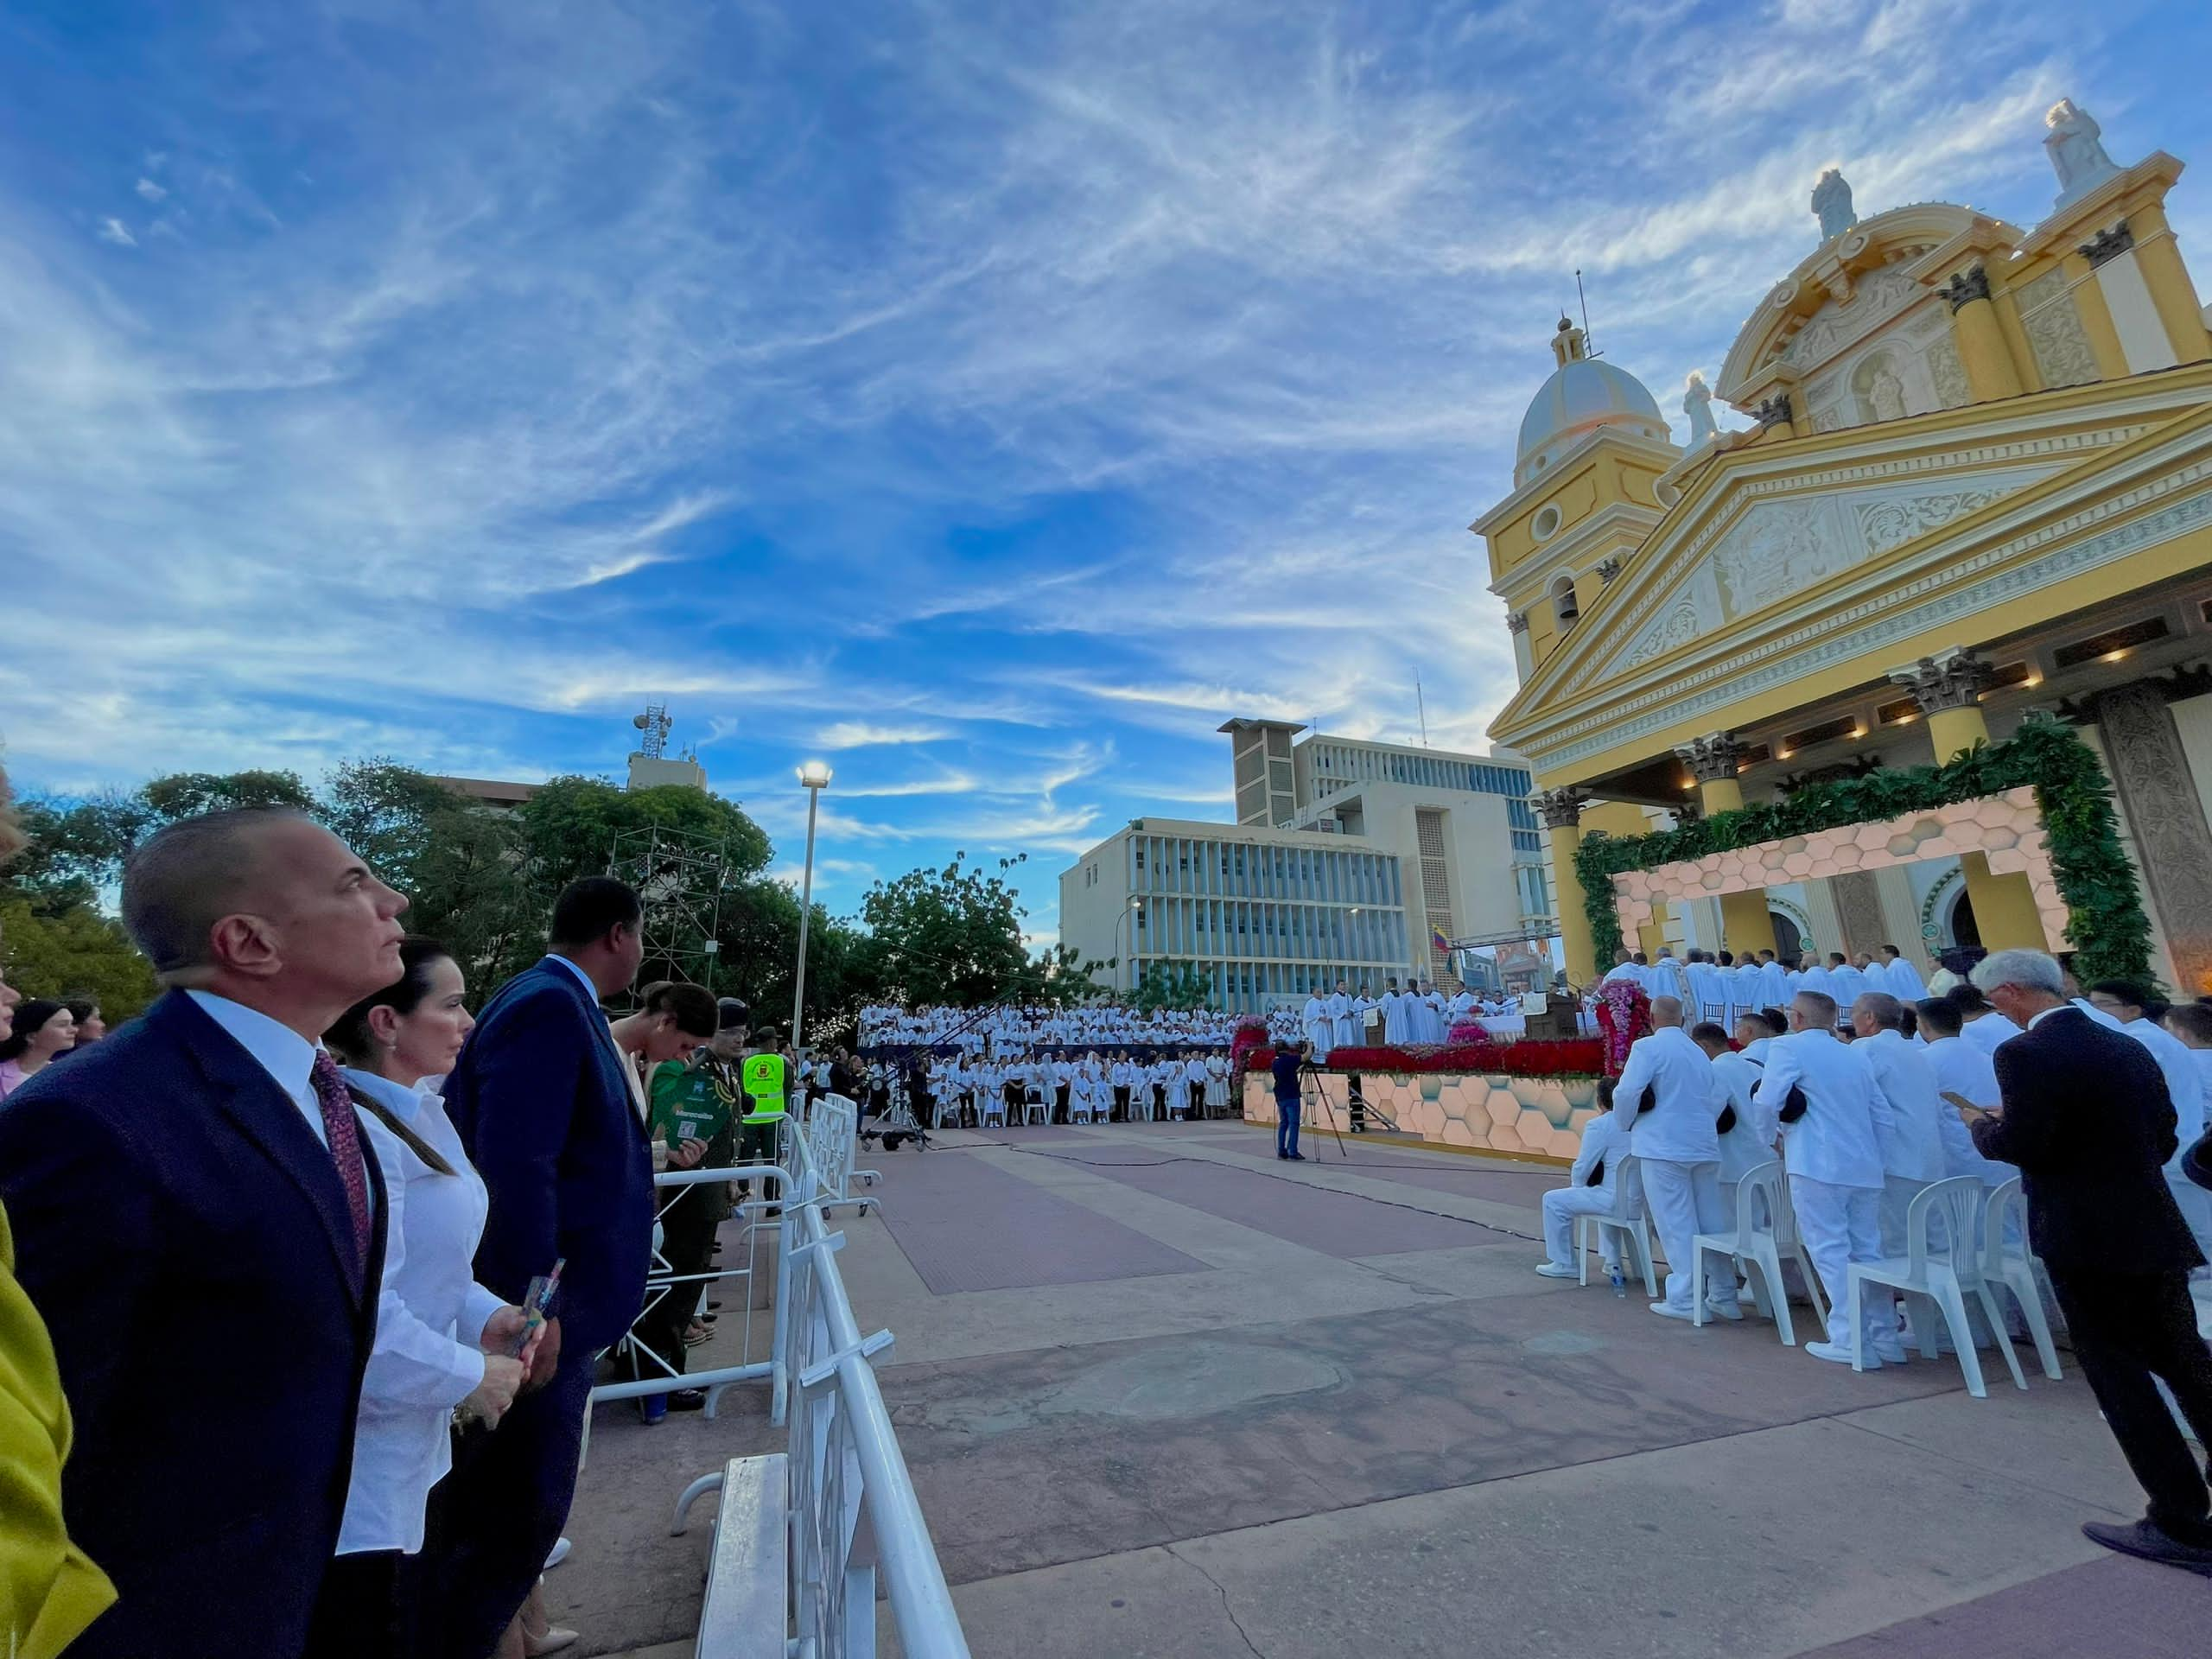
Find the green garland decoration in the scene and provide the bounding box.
[1572,714,2156,987]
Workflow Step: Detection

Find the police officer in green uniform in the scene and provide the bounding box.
[639,998,748,1413]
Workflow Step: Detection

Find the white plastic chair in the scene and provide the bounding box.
[1980,1175,2062,1382]
[1692,1160,1827,1345]
[1575,1154,1659,1296]
[1023,1087,1050,1127]
[1847,1175,2027,1397]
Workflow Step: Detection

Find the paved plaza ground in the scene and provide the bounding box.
[561,1123,2206,1658]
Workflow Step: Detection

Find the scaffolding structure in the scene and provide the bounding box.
[607,819,737,992]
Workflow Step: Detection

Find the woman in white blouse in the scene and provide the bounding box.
[315,937,539,1657]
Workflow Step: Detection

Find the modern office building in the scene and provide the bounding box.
[1059,816,1413,1014]
[1059,722,1551,1012]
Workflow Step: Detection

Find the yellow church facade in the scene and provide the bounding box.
[1479,99,2212,995]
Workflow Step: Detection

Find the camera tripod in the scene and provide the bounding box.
[1296,1058,1401,1160]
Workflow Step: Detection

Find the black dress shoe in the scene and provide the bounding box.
[2082,1518,2212,1575]
[668,1389,709,1412]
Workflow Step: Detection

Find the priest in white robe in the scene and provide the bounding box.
[1302,987,1333,1060]
[1381,979,1414,1045]
[1757,950,1789,1007]
[1327,981,1358,1051]
[1877,946,1927,1002]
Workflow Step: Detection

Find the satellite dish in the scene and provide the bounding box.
[632,713,650,729]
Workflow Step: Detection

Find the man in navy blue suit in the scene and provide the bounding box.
[0,807,409,1658]
[436,876,652,1658]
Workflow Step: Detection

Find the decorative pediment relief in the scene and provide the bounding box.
[1592,463,2063,683]
[1782,260,1925,371]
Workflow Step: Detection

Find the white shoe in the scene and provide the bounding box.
[1705,1300,1745,1322]
[1534,1262,1579,1280]
[545,1535,572,1571]
[1873,1342,1910,1365]
[1806,1341,1878,1368]
[1649,1301,1699,1323]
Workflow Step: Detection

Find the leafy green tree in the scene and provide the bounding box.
[0,896,158,1020]
[856,853,1034,1007]
[520,777,771,890]
[1129,959,1214,1013]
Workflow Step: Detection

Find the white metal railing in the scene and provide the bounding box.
[671,1096,971,1659]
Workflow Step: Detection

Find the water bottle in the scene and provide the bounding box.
[1610,1265,1626,1297]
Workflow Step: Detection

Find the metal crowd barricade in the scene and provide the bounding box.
[674,1099,972,1659]
[589,1155,786,1417]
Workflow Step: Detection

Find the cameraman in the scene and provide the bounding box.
[1270,1037,1308,1161]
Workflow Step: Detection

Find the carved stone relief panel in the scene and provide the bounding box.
[1782,262,1926,372]
[2016,267,2099,388]
[1712,498,1857,617]
[2095,682,2212,995]
[1828,869,1890,961]
[1923,332,1970,409]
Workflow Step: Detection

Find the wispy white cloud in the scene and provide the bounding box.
[135,178,167,202]
[95,217,136,245]
[815,721,953,750]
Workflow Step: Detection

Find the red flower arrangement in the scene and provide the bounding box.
[1230,1019,1274,1077]
[1319,1039,1604,1079]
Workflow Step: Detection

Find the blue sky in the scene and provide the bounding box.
[3,0,2209,942]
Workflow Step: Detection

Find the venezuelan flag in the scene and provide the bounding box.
[1430,925,1452,956]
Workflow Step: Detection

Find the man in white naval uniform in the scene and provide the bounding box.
[1611,997,1741,1323]
[1535,1084,1625,1280]
[1755,990,1894,1365]
[1851,992,1949,1360]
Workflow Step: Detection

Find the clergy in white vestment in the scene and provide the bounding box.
[1600,950,1645,991]
[1535,1084,1625,1278]
[1353,986,1380,1046]
[1445,985,1478,1029]
[1649,951,1690,1002]
[1612,998,1739,1320]
[1734,957,1765,1020]
[1826,954,1869,1008]
[1878,946,1927,1002]
[1797,953,1834,1002]
[1686,954,1726,1024]
[1757,950,1789,1007]
[1419,982,1450,1043]
[1327,982,1357,1050]
[1754,991,1893,1363]
[1302,988,1333,1060]
[1381,980,1414,1045]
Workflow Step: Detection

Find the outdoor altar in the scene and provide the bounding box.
[1236,1034,1605,1162]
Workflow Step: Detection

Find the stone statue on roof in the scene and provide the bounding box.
[1682,371,1718,445]
[1811,168,1857,242]
[2044,99,2120,210]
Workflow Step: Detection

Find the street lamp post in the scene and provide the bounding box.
[1112,898,1145,998]
[791,760,833,1065]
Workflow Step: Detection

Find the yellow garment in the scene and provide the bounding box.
[739,1052,789,1124]
[0,1198,115,1657]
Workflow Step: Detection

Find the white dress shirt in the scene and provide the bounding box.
[1857,1027,1948,1183]
[1754,1027,1885,1189]
[184,988,327,1147]
[340,1069,505,1554]
[1613,1027,1722,1165]
[1960,1011,2018,1057]
[183,990,376,1221]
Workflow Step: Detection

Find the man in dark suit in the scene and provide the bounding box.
[436,877,651,1657]
[0,807,409,1657]
[1967,948,2212,1575]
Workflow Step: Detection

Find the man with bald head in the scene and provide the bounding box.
[1612,995,1741,1323]
[0,807,409,1658]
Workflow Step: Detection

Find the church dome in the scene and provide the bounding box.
[1515,318,1673,486]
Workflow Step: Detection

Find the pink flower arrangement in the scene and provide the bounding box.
[1319,1039,1605,1079]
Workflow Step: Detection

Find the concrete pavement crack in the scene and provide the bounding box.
[1165,1541,1266,1659]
